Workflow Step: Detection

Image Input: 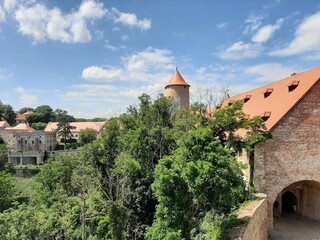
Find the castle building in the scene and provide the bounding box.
[165,68,190,110]
[217,66,320,231]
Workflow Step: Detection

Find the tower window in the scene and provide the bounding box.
[244,95,252,103]
[288,81,299,92]
[264,88,273,98]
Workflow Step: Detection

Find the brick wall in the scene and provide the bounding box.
[253,80,320,229]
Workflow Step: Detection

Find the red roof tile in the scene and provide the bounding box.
[165,68,190,88]
[5,123,35,132]
[218,66,320,131]
[44,122,106,132]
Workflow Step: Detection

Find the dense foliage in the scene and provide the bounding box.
[0,94,270,239]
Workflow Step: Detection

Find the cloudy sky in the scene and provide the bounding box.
[1,0,320,118]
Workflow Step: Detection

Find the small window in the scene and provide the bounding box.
[32,140,34,144]
[228,100,235,106]
[288,81,299,92]
[264,89,273,98]
[244,95,251,103]
[261,112,271,121]
[39,140,42,144]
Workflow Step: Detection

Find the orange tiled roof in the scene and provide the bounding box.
[23,111,34,116]
[165,68,190,88]
[44,121,106,132]
[218,66,320,131]
[5,123,35,132]
[0,121,10,128]
[15,113,26,121]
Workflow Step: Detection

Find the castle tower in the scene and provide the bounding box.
[165,68,190,110]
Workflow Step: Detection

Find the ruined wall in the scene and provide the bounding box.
[230,196,268,240]
[253,81,320,228]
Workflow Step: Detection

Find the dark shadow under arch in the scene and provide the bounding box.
[282,191,298,215]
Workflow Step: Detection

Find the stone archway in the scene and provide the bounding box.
[272,180,320,220]
[270,180,320,239]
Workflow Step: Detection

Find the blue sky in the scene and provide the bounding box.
[1,0,320,118]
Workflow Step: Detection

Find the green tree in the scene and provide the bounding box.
[0,172,15,212]
[78,128,98,146]
[0,102,16,125]
[18,107,34,114]
[26,105,54,124]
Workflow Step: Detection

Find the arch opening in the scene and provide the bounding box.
[282,191,297,216]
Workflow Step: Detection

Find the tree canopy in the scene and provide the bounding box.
[0,94,270,240]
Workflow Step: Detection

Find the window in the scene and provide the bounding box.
[261,112,271,121]
[216,103,222,110]
[288,81,299,92]
[228,100,235,106]
[32,140,34,144]
[264,89,273,98]
[244,95,251,103]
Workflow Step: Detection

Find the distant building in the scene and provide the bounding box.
[0,121,10,129]
[0,123,56,165]
[44,121,106,143]
[165,68,190,111]
[15,111,34,124]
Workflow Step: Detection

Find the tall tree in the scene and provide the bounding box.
[0,102,16,125]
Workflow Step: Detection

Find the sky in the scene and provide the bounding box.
[1,0,320,118]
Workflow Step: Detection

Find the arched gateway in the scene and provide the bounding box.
[273,181,320,220]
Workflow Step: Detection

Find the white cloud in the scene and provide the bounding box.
[252,18,284,43]
[82,47,175,82]
[217,22,226,29]
[243,14,264,34]
[219,41,262,59]
[121,34,128,41]
[124,47,174,72]
[14,0,106,43]
[104,40,118,51]
[270,11,320,56]
[4,0,16,11]
[0,6,6,22]
[82,66,123,81]
[14,87,38,107]
[112,8,151,30]
[245,63,296,82]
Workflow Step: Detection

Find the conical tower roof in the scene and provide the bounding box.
[165,68,190,88]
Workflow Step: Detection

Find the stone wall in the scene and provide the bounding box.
[230,196,268,240]
[165,85,190,110]
[253,80,320,229]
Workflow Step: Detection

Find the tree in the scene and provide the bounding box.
[0,172,15,212]
[19,107,34,114]
[57,121,76,144]
[0,102,16,125]
[146,101,270,240]
[78,128,98,146]
[54,109,75,123]
[26,105,54,124]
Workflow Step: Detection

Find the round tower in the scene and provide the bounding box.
[165,68,190,110]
